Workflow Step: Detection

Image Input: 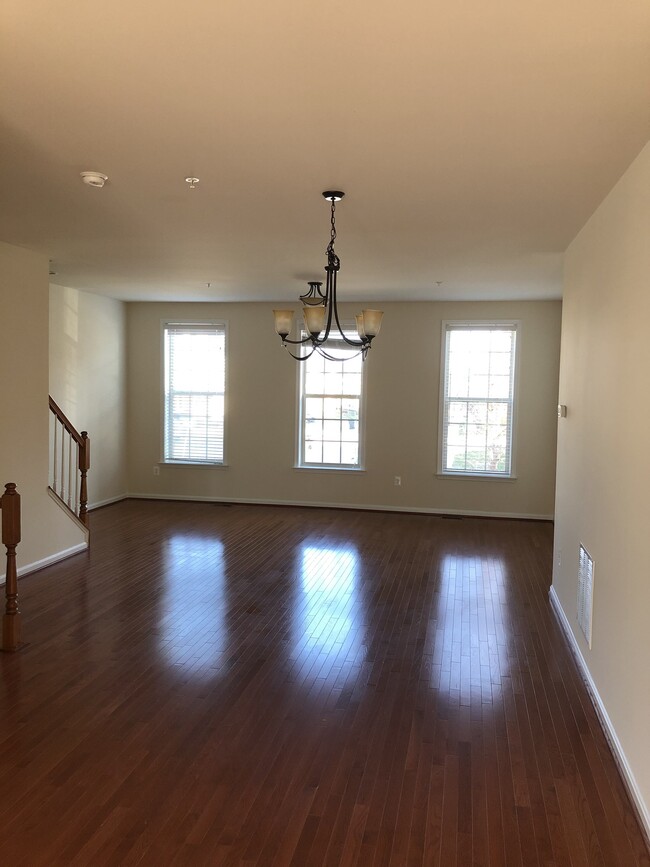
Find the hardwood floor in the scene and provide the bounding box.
[1,500,648,866]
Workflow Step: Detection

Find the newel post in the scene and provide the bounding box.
[78,431,90,526]
[2,482,22,652]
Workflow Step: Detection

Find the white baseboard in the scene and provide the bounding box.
[127,492,552,521]
[549,586,650,843]
[88,493,128,511]
[0,541,88,584]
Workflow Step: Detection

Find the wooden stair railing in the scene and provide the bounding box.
[49,397,90,527]
[1,482,21,652]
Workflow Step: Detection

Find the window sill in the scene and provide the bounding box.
[436,472,517,482]
[160,461,229,468]
[294,465,365,473]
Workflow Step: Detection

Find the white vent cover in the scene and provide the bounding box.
[577,545,594,648]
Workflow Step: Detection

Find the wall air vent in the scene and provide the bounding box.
[577,544,594,648]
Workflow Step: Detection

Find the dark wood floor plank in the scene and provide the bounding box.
[0,501,647,865]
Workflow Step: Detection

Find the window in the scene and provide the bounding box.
[440,322,518,477]
[298,337,364,468]
[163,322,226,463]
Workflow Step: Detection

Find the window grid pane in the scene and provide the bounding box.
[164,324,226,463]
[442,325,516,476]
[300,338,362,467]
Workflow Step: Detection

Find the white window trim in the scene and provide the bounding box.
[437,319,520,479]
[160,319,228,466]
[295,331,367,471]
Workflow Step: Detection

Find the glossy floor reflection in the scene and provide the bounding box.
[159,534,227,672]
[290,543,364,685]
[429,553,512,701]
[1,501,648,865]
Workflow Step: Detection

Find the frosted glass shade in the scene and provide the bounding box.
[273,309,294,337]
[362,309,384,338]
[303,305,326,336]
[355,313,366,339]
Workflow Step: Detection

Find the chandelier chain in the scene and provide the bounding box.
[326,199,340,271]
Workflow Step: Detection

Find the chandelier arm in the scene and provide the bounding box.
[330,267,366,347]
[283,342,368,363]
[316,345,368,363]
[320,266,335,344]
[283,345,318,362]
[281,334,315,346]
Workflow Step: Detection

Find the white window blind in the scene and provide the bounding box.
[164,322,226,463]
[440,323,517,476]
[299,336,363,468]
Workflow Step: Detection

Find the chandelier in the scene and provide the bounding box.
[273,191,383,361]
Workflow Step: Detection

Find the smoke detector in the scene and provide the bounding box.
[80,171,108,188]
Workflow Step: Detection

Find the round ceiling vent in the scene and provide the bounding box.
[80,171,108,188]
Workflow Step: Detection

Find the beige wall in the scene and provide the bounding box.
[0,242,86,577]
[553,142,650,822]
[127,299,561,517]
[50,284,128,507]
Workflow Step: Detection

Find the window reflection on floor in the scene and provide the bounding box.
[290,543,365,686]
[428,552,510,703]
[158,534,227,674]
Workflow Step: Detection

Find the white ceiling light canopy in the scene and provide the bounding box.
[80,171,108,188]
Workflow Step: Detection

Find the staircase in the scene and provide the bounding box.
[48,397,90,527]
[2,395,90,653]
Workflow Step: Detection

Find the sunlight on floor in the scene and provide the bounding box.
[290,543,365,685]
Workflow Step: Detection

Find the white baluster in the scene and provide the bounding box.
[53,417,59,494]
[75,451,80,515]
[51,415,57,492]
[60,422,66,503]
[68,433,73,509]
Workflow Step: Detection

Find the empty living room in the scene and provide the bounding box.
[1,1,650,864]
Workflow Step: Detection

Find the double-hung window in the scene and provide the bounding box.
[439,322,518,477]
[298,337,364,468]
[163,321,226,464]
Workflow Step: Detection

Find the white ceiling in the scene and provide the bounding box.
[1,0,649,303]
